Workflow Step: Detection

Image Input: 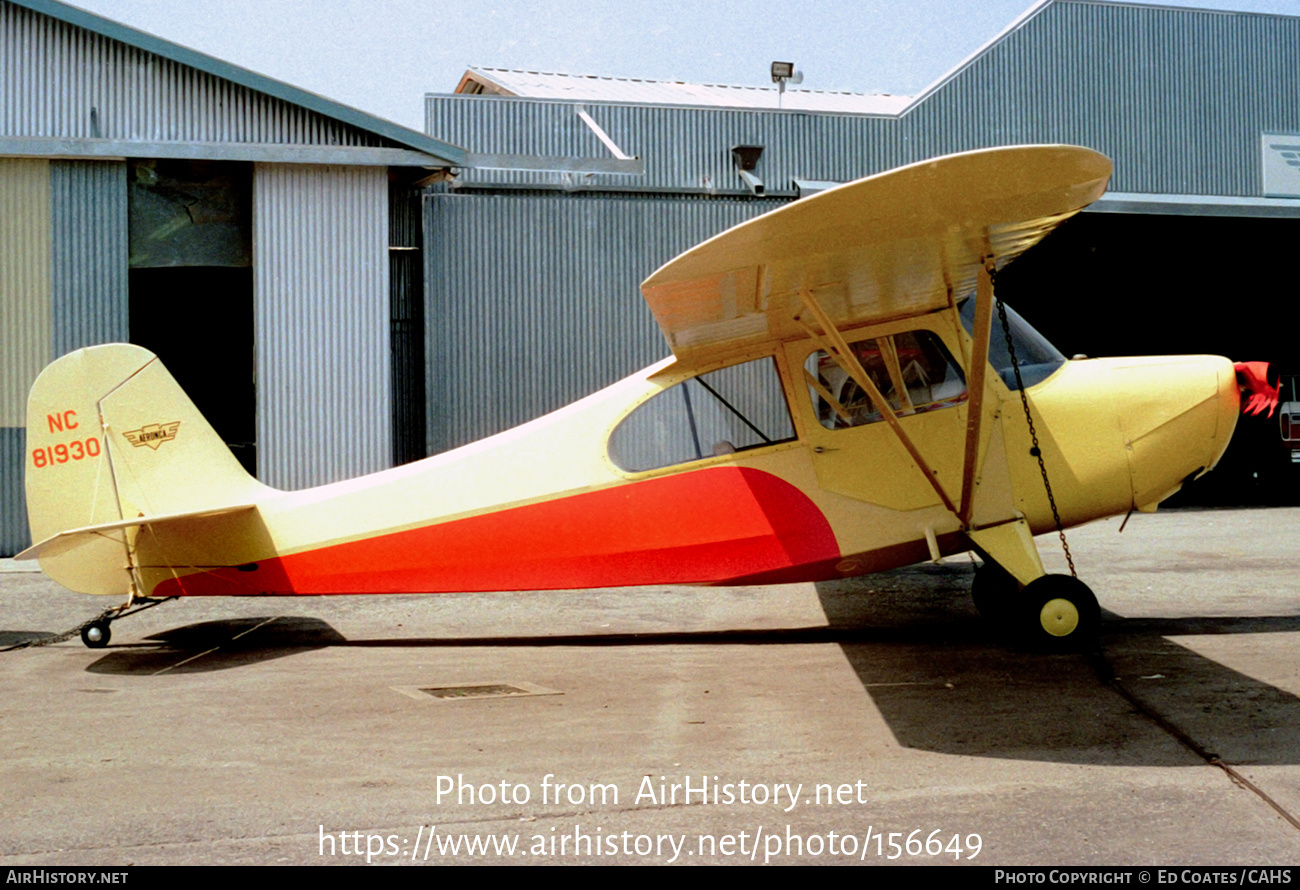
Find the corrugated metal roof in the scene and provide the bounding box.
[5,0,466,165]
[454,67,912,116]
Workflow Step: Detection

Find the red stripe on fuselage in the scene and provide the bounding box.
[156,466,840,596]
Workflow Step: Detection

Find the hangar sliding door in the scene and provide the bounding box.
[0,159,131,555]
[52,161,129,356]
[0,159,50,555]
[254,163,390,490]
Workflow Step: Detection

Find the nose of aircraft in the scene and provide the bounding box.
[1109,355,1240,509]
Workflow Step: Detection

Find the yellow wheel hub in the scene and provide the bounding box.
[1039,598,1080,637]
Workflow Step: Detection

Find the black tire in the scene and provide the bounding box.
[1018,574,1099,652]
[971,560,1019,624]
[81,622,111,649]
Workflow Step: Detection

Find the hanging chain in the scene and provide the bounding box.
[991,271,1077,578]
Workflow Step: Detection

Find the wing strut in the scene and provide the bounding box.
[793,288,959,515]
[957,261,995,527]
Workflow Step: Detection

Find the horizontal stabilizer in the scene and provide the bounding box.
[15,503,257,562]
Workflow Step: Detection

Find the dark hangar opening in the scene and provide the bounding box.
[996,212,1299,507]
[126,159,257,477]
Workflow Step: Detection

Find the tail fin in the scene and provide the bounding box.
[23,344,269,594]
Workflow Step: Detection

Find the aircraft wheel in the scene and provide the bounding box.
[81,622,111,649]
[970,560,1018,624]
[1019,575,1099,652]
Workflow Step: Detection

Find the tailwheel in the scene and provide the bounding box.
[1019,574,1099,652]
[80,622,111,649]
[970,560,1019,624]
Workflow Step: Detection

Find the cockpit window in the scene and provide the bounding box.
[608,356,796,472]
[805,330,967,430]
[958,298,1066,390]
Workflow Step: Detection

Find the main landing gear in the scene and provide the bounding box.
[971,561,1099,651]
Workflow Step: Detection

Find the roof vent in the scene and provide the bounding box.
[731,145,765,196]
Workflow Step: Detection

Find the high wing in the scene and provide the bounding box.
[640,145,1112,366]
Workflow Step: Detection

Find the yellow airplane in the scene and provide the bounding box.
[17,145,1250,652]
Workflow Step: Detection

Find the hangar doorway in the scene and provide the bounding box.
[126,159,256,476]
[390,181,426,467]
[998,212,1299,506]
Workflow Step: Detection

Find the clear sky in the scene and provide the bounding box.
[63,0,1300,131]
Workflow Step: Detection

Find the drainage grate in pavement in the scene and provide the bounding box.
[426,683,528,699]
[393,680,561,702]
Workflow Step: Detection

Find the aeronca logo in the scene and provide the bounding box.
[123,421,181,450]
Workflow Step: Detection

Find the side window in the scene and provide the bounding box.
[609,357,797,472]
[805,330,967,430]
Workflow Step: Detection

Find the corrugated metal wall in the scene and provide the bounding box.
[424,191,779,453]
[426,97,897,196]
[254,163,391,490]
[0,0,388,146]
[426,0,1300,198]
[903,0,1300,195]
[50,159,128,353]
[0,428,24,555]
[0,157,48,554]
[0,157,50,428]
[1,157,130,554]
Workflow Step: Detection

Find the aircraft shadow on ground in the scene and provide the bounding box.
[70,563,1300,768]
[817,562,1300,768]
[83,616,345,674]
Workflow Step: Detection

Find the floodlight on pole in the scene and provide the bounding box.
[770,61,803,108]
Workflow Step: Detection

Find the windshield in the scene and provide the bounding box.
[958,298,1066,391]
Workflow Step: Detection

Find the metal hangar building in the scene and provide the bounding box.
[0,0,472,554]
[423,0,1300,503]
